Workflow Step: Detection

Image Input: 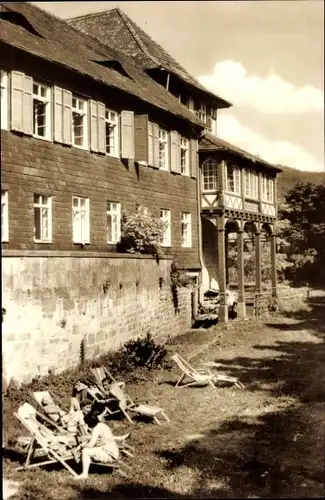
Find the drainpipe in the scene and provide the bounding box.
[196,131,205,306]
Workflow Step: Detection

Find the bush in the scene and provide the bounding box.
[118,206,167,260]
[108,332,168,374]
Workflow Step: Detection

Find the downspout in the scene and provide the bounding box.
[196,130,206,306]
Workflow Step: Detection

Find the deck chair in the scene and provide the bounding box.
[91,366,169,425]
[29,390,73,434]
[171,353,244,389]
[14,402,82,477]
[15,403,131,477]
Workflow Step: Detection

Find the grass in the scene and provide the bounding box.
[3,298,325,499]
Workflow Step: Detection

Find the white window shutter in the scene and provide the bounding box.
[23,75,33,136]
[63,89,72,145]
[134,114,148,163]
[153,123,160,168]
[54,86,63,143]
[11,71,25,132]
[190,138,198,178]
[170,131,180,173]
[97,102,106,154]
[120,110,134,159]
[148,121,154,166]
[90,100,98,152]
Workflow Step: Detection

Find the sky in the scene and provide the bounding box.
[34,1,324,173]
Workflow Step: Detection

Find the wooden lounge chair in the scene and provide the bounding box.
[29,390,72,433]
[91,366,169,425]
[15,403,131,477]
[14,402,82,477]
[171,353,244,389]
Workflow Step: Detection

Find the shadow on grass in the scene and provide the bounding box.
[157,403,324,498]
[71,482,193,499]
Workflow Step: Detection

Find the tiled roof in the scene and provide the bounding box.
[68,8,232,109]
[200,133,282,172]
[0,2,205,129]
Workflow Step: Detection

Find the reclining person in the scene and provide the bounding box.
[42,394,92,435]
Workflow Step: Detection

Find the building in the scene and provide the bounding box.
[0,2,207,383]
[68,7,282,321]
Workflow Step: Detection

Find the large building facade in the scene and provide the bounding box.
[1,2,207,383]
[69,7,282,321]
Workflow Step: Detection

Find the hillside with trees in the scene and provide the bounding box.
[277,165,324,205]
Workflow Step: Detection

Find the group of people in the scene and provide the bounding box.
[41,379,123,479]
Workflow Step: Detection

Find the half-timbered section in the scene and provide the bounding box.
[200,133,281,321]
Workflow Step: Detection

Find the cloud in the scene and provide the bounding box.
[217,113,324,172]
[199,60,324,114]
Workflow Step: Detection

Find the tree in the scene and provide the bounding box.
[280,181,325,285]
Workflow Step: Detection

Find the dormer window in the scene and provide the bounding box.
[194,101,206,123]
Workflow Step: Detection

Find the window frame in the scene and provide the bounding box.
[32,81,52,141]
[33,194,52,243]
[72,94,88,149]
[105,107,119,158]
[244,170,259,199]
[158,128,169,171]
[262,176,274,203]
[1,190,9,242]
[180,136,190,176]
[195,101,207,123]
[106,201,121,244]
[0,69,8,130]
[181,212,192,248]
[160,208,171,247]
[226,163,241,195]
[72,196,90,244]
[202,158,218,192]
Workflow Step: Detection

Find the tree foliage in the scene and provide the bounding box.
[279,181,325,285]
[119,206,167,260]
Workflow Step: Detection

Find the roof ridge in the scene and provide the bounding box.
[66,9,112,22]
[116,8,162,69]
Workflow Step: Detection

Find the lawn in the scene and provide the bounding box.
[3,296,325,499]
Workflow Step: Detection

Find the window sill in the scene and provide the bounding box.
[73,241,91,245]
[33,134,52,142]
[159,167,169,172]
[107,241,119,245]
[182,245,192,248]
[34,239,52,244]
[72,143,89,151]
[106,153,120,160]
[225,190,241,197]
[1,239,9,243]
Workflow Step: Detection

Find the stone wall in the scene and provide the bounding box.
[2,251,193,385]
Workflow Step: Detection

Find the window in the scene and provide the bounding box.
[244,170,259,199]
[34,194,52,242]
[107,202,121,243]
[262,176,274,202]
[202,158,218,192]
[226,164,241,194]
[72,196,90,243]
[195,102,206,123]
[1,191,8,242]
[159,128,169,170]
[181,212,192,247]
[160,209,171,247]
[0,70,8,130]
[105,108,119,157]
[180,137,189,175]
[72,95,88,148]
[33,82,51,139]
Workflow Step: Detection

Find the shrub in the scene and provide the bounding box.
[118,206,167,260]
[170,259,194,312]
[108,332,168,374]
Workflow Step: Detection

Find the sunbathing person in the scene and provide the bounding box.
[75,403,119,479]
[42,394,67,422]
